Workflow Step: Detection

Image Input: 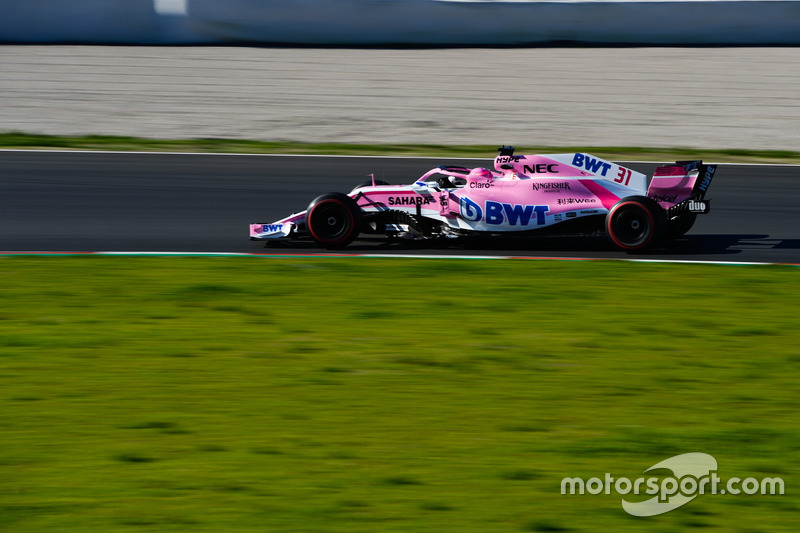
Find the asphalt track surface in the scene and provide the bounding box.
[0,151,798,263]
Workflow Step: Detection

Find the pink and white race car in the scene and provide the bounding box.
[250,147,715,251]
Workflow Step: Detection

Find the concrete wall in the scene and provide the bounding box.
[0,1,199,43]
[3,46,798,150]
[2,0,800,45]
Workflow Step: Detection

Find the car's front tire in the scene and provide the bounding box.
[606,196,666,251]
[305,193,362,249]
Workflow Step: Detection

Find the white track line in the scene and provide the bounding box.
[0,251,796,266]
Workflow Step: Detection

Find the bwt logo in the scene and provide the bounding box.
[460,197,548,226]
[261,224,283,233]
[572,153,612,177]
[460,197,483,222]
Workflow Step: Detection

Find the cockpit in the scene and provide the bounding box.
[417,165,474,188]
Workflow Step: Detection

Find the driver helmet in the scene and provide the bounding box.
[468,167,494,180]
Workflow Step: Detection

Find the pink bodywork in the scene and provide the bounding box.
[249,152,691,239]
[646,165,700,209]
[344,154,644,231]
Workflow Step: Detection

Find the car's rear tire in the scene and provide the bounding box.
[606,196,666,251]
[667,213,697,239]
[305,193,362,249]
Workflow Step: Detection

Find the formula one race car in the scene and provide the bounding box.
[250,147,715,251]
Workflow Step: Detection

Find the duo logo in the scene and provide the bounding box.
[460,197,548,226]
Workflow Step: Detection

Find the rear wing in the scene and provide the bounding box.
[648,160,716,216]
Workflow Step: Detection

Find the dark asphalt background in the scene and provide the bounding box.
[0,151,798,263]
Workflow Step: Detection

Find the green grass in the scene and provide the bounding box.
[1,256,799,532]
[2,132,800,163]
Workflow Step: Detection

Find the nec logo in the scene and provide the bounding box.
[572,153,612,177]
[523,164,558,174]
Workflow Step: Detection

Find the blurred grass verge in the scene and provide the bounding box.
[1,256,798,532]
[2,132,800,164]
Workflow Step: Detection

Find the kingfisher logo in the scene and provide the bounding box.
[532,182,571,192]
[460,198,548,226]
